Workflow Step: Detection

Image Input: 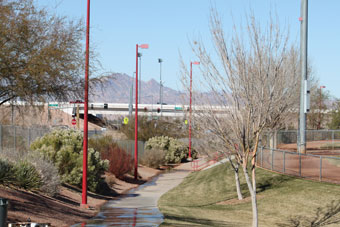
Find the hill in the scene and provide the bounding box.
[90,73,186,104]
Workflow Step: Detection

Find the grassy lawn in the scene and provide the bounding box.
[158,163,340,226]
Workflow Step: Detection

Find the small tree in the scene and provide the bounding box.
[0,0,101,105]
[308,85,331,129]
[184,10,300,227]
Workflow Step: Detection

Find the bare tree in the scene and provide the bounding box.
[183,10,300,227]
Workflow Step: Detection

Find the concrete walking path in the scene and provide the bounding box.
[86,162,199,226]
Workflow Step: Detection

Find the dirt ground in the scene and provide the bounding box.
[0,165,161,227]
[262,140,340,183]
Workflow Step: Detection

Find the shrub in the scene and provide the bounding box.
[120,116,187,142]
[101,146,134,179]
[30,129,108,192]
[27,151,60,196]
[140,149,166,168]
[145,136,198,164]
[13,160,42,190]
[0,159,14,184]
[0,149,60,195]
[89,135,118,153]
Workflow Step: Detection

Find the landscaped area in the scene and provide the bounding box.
[158,163,340,226]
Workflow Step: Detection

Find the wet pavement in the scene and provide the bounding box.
[73,162,193,227]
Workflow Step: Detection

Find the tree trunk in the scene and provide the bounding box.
[234,165,243,200]
[242,164,258,227]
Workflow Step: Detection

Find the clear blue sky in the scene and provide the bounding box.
[35,0,340,98]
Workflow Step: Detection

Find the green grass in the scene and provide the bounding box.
[158,163,340,226]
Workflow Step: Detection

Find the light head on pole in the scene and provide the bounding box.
[192,61,200,65]
[139,44,149,49]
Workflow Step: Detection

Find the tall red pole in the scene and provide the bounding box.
[82,0,90,206]
[189,62,193,160]
[134,44,139,180]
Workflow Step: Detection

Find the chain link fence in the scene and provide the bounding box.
[0,125,50,152]
[0,124,145,160]
[257,147,340,184]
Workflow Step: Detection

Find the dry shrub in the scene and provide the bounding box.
[140,148,166,169]
[101,147,134,179]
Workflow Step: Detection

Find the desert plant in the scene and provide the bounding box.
[140,148,166,168]
[30,129,108,192]
[26,151,60,196]
[0,159,15,184]
[89,134,118,153]
[13,160,42,190]
[145,136,197,164]
[120,116,186,142]
[0,148,60,195]
[101,146,134,179]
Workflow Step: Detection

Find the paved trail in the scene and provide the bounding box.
[80,162,195,226]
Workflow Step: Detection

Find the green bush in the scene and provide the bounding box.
[13,160,42,190]
[0,159,14,184]
[140,148,166,168]
[145,136,197,164]
[30,129,108,192]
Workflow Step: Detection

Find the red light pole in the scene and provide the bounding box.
[189,61,200,161]
[134,44,149,179]
[318,85,326,130]
[82,0,90,207]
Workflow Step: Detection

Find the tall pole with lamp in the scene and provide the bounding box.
[82,0,90,207]
[135,44,149,179]
[158,58,163,116]
[189,61,200,161]
[298,0,308,153]
[138,53,142,104]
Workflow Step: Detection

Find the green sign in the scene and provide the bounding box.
[123,117,129,125]
[48,104,58,107]
[175,107,183,110]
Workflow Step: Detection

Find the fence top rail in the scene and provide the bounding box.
[260,146,340,160]
[272,129,340,133]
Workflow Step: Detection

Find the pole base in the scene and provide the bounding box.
[187,157,193,162]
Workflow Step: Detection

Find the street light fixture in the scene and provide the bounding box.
[82,0,90,207]
[188,61,200,161]
[138,52,142,104]
[318,85,326,130]
[158,58,163,116]
[135,44,149,179]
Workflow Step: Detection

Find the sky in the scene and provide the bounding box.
[34,0,340,98]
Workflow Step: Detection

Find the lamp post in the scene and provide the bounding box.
[158,58,163,116]
[298,0,308,154]
[135,44,149,180]
[188,61,200,161]
[138,52,142,104]
[82,0,90,207]
[318,85,326,130]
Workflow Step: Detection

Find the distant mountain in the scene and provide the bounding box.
[90,73,186,105]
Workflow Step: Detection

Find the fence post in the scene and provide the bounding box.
[0,125,2,153]
[28,128,31,147]
[299,153,302,177]
[332,130,334,150]
[13,126,16,152]
[261,147,263,167]
[271,148,274,171]
[283,151,286,174]
[319,156,322,182]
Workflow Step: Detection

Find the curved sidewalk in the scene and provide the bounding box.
[84,161,198,226]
